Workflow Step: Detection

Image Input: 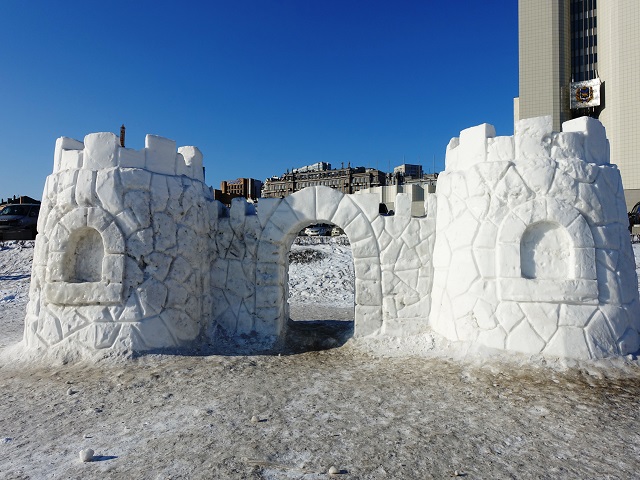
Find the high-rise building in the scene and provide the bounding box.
[516,0,640,208]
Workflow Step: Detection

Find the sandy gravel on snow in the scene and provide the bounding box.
[0,241,640,479]
[1,348,640,479]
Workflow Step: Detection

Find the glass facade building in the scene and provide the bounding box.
[517,0,640,207]
[571,0,598,83]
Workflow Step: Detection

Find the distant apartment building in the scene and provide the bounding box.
[221,178,263,199]
[262,162,386,198]
[393,163,423,179]
[293,162,331,174]
[214,178,263,206]
[0,195,40,207]
[516,0,640,207]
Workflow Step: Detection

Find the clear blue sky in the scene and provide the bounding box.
[0,1,518,201]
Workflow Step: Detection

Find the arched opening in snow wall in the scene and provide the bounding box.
[286,225,355,351]
[255,186,383,349]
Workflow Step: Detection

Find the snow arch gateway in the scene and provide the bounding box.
[254,186,383,341]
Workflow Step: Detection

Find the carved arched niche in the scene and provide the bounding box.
[520,221,572,280]
[65,227,104,283]
[496,198,598,304]
[45,207,125,305]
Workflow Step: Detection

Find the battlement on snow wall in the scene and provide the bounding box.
[430,115,640,359]
[54,133,205,183]
[24,133,216,356]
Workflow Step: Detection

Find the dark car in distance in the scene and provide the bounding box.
[0,203,40,240]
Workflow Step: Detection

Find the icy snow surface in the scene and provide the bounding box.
[0,239,640,478]
[0,241,33,350]
[288,236,354,307]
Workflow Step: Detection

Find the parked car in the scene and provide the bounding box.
[0,203,40,240]
[629,201,640,231]
[304,225,328,236]
[330,226,344,236]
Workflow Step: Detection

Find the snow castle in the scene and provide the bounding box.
[23,116,640,360]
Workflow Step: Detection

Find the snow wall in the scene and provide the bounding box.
[23,116,640,360]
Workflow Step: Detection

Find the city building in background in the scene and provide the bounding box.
[261,162,386,198]
[261,160,439,216]
[0,195,40,207]
[393,163,423,180]
[214,178,262,206]
[221,178,263,199]
[292,162,331,174]
[516,0,640,207]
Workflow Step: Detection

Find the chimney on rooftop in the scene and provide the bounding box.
[120,124,126,147]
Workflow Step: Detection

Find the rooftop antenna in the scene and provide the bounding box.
[120,124,126,147]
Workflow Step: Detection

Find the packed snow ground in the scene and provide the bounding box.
[0,241,32,351]
[0,238,639,478]
[288,236,354,308]
[288,237,355,325]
